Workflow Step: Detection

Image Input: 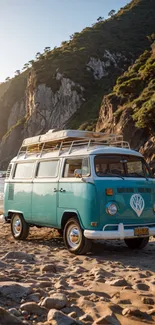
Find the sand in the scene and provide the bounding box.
[0,222,155,324]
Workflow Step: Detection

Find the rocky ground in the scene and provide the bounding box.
[0,221,155,325]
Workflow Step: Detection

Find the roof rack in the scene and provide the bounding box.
[17,129,130,159]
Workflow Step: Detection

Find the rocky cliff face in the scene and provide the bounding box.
[0,71,84,168]
[25,71,84,137]
[0,49,131,169]
[96,94,147,150]
[96,47,155,164]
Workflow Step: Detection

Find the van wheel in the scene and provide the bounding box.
[124,237,149,250]
[63,218,91,255]
[11,214,29,240]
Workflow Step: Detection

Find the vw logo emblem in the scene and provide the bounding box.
[130,194,145,217]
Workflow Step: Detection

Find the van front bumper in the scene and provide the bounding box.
[84,223,155,240]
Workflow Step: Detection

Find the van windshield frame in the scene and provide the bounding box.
[94,154,152,178]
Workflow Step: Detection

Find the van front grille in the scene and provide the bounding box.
[117,188,134,193]
[117,187,152,194]
[138,188,151,193]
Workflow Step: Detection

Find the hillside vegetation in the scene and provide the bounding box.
[109,44,155,135]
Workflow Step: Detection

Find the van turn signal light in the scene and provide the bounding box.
[106,188,113,196]
[91,222,97,227]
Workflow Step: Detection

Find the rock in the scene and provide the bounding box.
[37,281,52,288]
[141,297,154,305]
[79,313,93,322]
[0,282,32,301]
[47,309,81,324]
[132,283,150,291]
[61,307,74,314]
[68,311,77,318]
[54,279,67,289]
[0,260,8,268]
[8,308,21,317]
[106,278,128,287]
[40,264,57,273]
[0,307,25,325]
[2,252,35,263]
[93,308,121,324]
[20,302,47,315]
[122,307,152,320]
[78,296,95,309]
[41,293,68,310]
[26,293,40,302]
[147,308,155,315]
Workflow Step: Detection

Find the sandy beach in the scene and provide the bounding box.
[0,221,155,324]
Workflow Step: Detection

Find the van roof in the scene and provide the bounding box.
[10,129,143,162]
[11,145,143,162]
[22,129,128,147]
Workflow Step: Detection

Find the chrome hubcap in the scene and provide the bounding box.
[12,215,22,236]
[67,224,81,249]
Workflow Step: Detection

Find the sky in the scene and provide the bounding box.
[0,0,129,82]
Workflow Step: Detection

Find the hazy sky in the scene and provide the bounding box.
[0,0,129,82]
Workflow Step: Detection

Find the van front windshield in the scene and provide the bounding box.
[94,155,152,178]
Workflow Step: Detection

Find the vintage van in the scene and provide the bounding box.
[4,129,155,254]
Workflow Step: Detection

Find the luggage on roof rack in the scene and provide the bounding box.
[17,129,130,158]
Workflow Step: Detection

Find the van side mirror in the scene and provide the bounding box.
[74,169,82,178]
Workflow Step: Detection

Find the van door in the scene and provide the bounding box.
[31,159,59,227]
[58,157,92,227]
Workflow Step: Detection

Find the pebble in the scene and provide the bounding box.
[20,302,47,316]
[41,293,68,310]
[0,307,26,325]
[47,308,81,324]
[93,308,121,325]
[106,278,128,287]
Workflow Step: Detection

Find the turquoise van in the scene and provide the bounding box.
[4,130,155,254]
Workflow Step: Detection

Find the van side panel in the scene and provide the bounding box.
[58,181,99,229]
[31,180,58,226]
[4,181,32,222]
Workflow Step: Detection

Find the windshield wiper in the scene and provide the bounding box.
[104,173,124,180]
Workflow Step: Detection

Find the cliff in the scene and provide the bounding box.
[0,0,155,168]
[96,45,155,165]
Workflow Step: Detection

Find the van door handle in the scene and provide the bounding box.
[60,188,66,193]
[53,188,58,192]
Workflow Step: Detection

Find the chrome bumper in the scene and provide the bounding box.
[84,223,155,240]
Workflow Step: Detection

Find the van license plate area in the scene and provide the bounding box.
[134,227,149,237]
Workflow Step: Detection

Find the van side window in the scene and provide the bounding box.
[82,157,90,176]
[36,160,58,178]
[14,162,34,179]
[63,157,90,178]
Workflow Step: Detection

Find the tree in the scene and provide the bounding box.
[44,47,51,53]
[28,60,34,66]
[147,33,155,43]
[35,52,41,60]
[61,41,68,46]
[22,63,30,70]
[97,16,104,22]
[15,70,20,76]
[5,76,10,81]
[108,9,116,17]
[69,34,74,40]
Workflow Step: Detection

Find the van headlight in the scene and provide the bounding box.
[106,203,118,215]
